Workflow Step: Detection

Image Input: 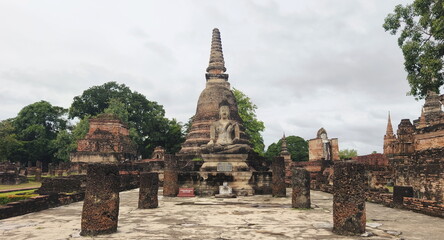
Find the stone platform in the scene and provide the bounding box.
[1,189,444,239]
[199,153,253,196]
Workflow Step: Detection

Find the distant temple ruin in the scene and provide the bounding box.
[384,91,444,202]
[71,114,137,164]
[309,128,339,161]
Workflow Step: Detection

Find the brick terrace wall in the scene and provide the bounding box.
[0,192,84,220]
[403,197,444,218]
[391,148,444,202]
[0,172,139,220]
[365,191,393,206]
[353,153,388,166]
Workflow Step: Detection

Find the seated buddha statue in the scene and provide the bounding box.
[201,105,251,154]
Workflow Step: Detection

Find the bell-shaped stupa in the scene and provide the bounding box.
[178,28,250,158]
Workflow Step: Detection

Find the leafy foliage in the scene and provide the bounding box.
[51,130,76,163]
[232,88,265,155]
[383,0,444,99]
[265,135,308,162]
[0,119,23,162]
[339,149,358,160]
[0,101,68,165]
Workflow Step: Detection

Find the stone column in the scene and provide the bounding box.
[272,156,286,197]
[35,161,42,181]
[48,163,55,176]
[292,168,310,208]
[35,168,42,182]
[81,164,120,236]
[138,172,159,209]
[333,162,366,235]
[163,155,179,197]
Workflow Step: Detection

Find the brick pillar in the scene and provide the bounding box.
[48,163,54,176]
[163,155,179,197]
[77,163,83,174]
[138,172,159,209]
[272,157,286,197]
[81,164,120,236]
[333,162,366,235]
[292,168,310,208]
[35,168,42,182]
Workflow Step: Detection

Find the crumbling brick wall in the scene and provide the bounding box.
[391,148,444,202]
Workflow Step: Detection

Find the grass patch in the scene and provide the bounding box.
[0,181,41,191]
[0,190,38,205]
[192,158,203,161]
[385,186,393,193]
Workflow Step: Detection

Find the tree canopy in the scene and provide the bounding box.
[265,135,308,162]
[0,101,68,165]
[383,0,444,99]
[232,88,265,155]
[339,149,358,160]
[69,81,184,157]
[0,119,23,162]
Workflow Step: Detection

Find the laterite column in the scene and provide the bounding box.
[272,156,286,197]
[138,172,159,209]
[333,162,366,235]
[292,168,310,208]
[163,155,179,197]
[81,164,120,236]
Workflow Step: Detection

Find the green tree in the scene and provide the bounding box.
[339,149,358,160]
[232,88,265,155]
[104,98,129,123]
[383,0,444,99]
[265,135,308,162]
[0,119,23,162]
[51,130,76,163]
[13,101,67,165]
[69,82,184,156]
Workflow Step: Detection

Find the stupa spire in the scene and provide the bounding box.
[385,112,394,137]
[280,133,290,156]
[206,28,228,80]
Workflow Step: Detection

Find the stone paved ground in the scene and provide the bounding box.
[0,189,443,240]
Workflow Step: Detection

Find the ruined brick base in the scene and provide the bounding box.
[81,164,120,236]
[138,172,159,209]
[292,168,310,208]
[333,162,366,235]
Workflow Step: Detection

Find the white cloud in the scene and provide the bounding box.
[0,0,420,155]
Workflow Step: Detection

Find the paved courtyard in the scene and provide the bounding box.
[1,189,443,240]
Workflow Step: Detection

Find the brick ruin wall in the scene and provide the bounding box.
[391,148,444,202]
[0,170,140,220]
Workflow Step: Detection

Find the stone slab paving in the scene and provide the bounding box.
[1,189,444,239]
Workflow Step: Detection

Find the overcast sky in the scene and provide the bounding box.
[0,0,426,155]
